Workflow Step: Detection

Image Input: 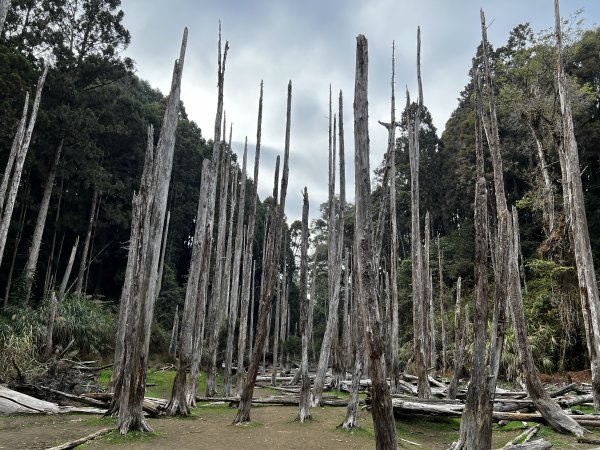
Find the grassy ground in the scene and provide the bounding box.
[3,369,600,449]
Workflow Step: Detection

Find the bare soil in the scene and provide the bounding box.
[3,404,600,450]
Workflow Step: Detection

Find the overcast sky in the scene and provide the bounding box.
[120,0,598,222]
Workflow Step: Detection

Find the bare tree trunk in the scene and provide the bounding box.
[57,237,78,301]
[271,275,281,385]
[0,0,9,36]
[509,208,583,436]
[408,28,431,400]
[477,9,583,436]
[263,309,271,374]
[340,249,362,431]
[448,277,463,400]
[169,305,179,358]
[353,35,397,450]
[166,161,210,414]
[234,82,264,395]
[452,100,492,449]
[312,88,343,406]
[4,182,29,307]
[23,139,63,302]
[44,291,57,357]
[233,80,292,424]
[296,188,311,422]
[83,194,101,293]
[43,176,63,300]
[187,30,230,403]
[113,30,186,431]
[248,260,255,360]
[223,139,249,397]
[437,235,447,373]
[529,124,556,236]
[555,0,600,412]
[156,211,170,297]
[205,148,234,397]
[0,65,48,270]
[423,211,433,374]
[75,189,98,296]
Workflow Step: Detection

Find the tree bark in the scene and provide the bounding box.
[233,80,292,424]
[3,181,29,307]
[223,138,249,397]
[448,277,463,400]
[75,188,98,296]
[205,147,234,397]
[353,34,397,450]
[408,28,431,400]
[423,211,433,374]
[23,139,63,302]
[233,82,263,396]
[312,88,343,406]
[555,0,600,412]
[169,305,179,358]
[57,236,79,301]
[0,65,48,270]
[452,78,493,450]
[44,291,58,357]
[296,187,311,422]
[112,29,186,433]
[0,0,10,36]
[271,272,282,385]
[437,235,447,373]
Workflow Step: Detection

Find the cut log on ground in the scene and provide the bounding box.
[45,427,113,450]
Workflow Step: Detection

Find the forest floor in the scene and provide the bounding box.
[1,368,600,449]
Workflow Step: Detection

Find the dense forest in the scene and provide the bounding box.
[1,0,600,448]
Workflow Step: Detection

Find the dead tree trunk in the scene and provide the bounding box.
[4,181,29,306]
[296,187,311,422]
[509,208,583,436]
[44,291,58,357]
[111,28,186,434]
[452,96,492,449]
[23,139,63,302]
[423,211,433,374]
[272,272,282,385]
[479,9,583,436]
[205,147,234,397]
[248,260,255,360]
[382,43,400,393]
[340,249,362,431]
[233,80,292,424]
[169,305,179,358]
[353,34,397,450]
[555,0,600,412]
[0,0,9,36]
[0,65,48,270]
[312,88,343,406]
[166,161,211,415]
[223,138,249,397]
[447,277,463,400]
[234,83,263,396]
[75,189,98,296]
[408,28,431,400]
[156,210,170,297]
[437,235,447,373]
[57,236,78,301]
[529,124,555,236]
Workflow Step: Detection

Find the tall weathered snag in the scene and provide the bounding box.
[0,64,48,271]
[234,80,292,424]
[353,34,397,450]
[295,187,311,422]
[408,27,431,399]
[555,0,600,411]
[111,28,187,434]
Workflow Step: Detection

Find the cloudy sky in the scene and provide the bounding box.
[120,0,598,221]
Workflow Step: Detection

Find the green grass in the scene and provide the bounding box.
[101,429,163,444]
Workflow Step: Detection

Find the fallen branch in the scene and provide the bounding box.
[501,438,552,450]
[45,427,112,450]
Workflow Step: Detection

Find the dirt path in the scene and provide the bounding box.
[2,403,600,449]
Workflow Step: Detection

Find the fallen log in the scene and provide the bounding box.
[37,386,109,407]
[45,427,113,450]
[0,385,106,415]
[557,394,593,408]
[501,438,552,449]
[80,392,161,415]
